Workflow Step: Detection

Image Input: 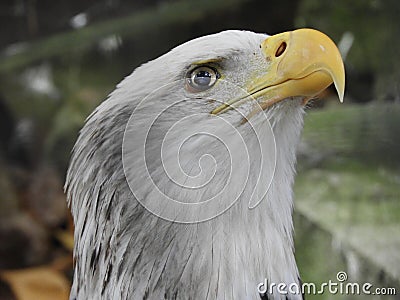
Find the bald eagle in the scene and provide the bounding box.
[66,29,344,300]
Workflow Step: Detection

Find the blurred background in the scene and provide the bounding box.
[0,0,399,299]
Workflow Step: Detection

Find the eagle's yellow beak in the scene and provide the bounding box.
[211,28,345,115]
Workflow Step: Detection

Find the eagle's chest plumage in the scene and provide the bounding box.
[69,101,305,300]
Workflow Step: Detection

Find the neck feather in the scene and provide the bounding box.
[66,99,305,300]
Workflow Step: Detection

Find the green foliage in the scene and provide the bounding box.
[301,103,400,168]
[293,104,400,298]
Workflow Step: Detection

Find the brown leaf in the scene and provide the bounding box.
[1,267,69,300]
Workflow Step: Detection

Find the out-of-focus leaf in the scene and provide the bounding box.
[50,255,73,273]
[54,230,74,252]
[0,267,69,300]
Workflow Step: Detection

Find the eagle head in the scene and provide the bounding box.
[66,29,344,299]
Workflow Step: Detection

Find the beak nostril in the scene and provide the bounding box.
[275,42,287,57]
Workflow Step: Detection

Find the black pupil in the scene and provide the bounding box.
[194,70,212,86]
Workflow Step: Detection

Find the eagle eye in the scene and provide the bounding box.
[186,66,219,92]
